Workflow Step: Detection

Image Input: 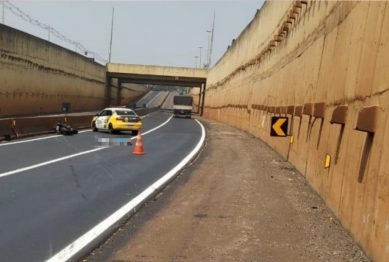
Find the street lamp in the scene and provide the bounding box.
[194,55,198,68]
[206,30,212,68]
[198,47,203,68]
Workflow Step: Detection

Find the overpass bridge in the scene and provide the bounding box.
[105,63,208,114]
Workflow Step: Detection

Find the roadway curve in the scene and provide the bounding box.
[0,110,204,262]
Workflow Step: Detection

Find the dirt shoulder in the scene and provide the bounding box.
[82,118,370,262]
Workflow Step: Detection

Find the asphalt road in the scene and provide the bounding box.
[135,91,168,108]
[0,110,204,262]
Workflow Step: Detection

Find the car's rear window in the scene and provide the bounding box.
[115,110,137,116]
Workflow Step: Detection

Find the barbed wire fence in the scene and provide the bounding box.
[3,0,108,64]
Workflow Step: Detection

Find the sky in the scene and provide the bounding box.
[1,0,265,68]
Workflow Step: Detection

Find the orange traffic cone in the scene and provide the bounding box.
[133,131,145,155]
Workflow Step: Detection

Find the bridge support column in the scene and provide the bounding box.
[116,80,122,106]
[105,76,113,108]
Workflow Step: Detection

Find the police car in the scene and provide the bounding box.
[91,107,142,135]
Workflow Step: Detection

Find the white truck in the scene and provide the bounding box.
[173,95,193,118]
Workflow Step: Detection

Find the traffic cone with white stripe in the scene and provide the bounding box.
[133,131,145,155]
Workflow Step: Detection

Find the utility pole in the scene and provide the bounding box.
[108,7,114,63]
[209,11,216,68]
[206,30,212,68]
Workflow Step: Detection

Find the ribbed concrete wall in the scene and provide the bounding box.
[121,83,149,106]
[191,87,200,113]
[108,79,147,106]
[204,1,389,262]
[0,24,147,117]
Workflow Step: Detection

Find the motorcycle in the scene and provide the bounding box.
[54,122,79,135]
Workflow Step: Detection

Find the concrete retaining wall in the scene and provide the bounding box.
[190,87,201,113]
[121,84,148,106]
[204,1,389,262]
[0,24,148,117]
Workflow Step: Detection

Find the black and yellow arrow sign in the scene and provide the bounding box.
[270,117,288,137]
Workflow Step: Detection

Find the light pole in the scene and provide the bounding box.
[209,12,216,68]
[198,47,202,68]
[109,7,114,63]
[206,30,212,68]
[194,56,198,68]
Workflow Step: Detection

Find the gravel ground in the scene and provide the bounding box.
[81,117,371,262]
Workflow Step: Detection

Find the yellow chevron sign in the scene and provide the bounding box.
[270,117,288,137]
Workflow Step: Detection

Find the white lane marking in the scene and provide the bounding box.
[140,115,172,136]
[0,114,153,147]
[0,115,173,178]
[45,118,205,262]
[0,130,92,147]
[0,148,105,179]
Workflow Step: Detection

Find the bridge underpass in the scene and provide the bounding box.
[105,63,208,115]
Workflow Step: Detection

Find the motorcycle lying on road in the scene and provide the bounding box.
[53,122,79,135]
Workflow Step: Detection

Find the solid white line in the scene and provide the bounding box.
[0,115,173,179]
[45,118,205,262]
[141,115,172,136]
[0,148,105,178]
[0,130,92,147]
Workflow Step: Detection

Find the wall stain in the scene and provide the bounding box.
[0,51,105,85]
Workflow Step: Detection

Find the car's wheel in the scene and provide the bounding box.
[108,123,115,134]
[132,130,139,136]
[92,122,98,132]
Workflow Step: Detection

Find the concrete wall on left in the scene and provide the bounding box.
[0,24,106,117]
[0,24,142,117]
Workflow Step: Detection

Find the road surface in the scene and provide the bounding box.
[0,111,204,262]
